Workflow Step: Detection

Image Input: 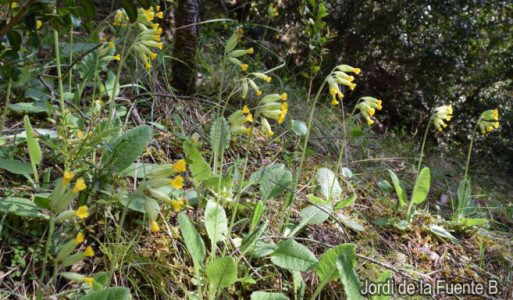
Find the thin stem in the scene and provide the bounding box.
[416,117,433,173]
[109,27,132,120]
[0,78,13,131]
[53,24,65,113]
[464,124,479,179]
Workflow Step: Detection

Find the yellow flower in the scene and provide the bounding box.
[245,113,254,123]
[433,105,453,132]
[157,42,164,50]
[478,109,500,135]
[280,93,288,101]
[171,199,186,212]
[74,206,89,219]
[242,105,250,114]
[337,64,361,75]
[240,64,249,72]
[331,98,339,106]
[150,52,158,60]
[261,118,274,137]
[72,178,87,193]
[74,232,85,245]
[169,176,184,189]
[150,220,160,232]
[113,54,121,61]
[142,9,155,22]
[83,277,95,287]
[366,117,374,125]
[145,62,152,70]
[63,171,75,185]
[36,20,43,30]
[155,11,164,18]
[84,246,95,257]
[256,90,262,96]
[172,159,187,173]
[246,48,254,55]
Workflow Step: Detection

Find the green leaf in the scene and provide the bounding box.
[241,221,268,255]
[334,193,357,210]
[317,168,342,202]
[120,192,160,217]
[299,204,331,225]
[316,244,354,283]
[183,140,213,183]
[458,218,488,227]
[249,200,265,232]
[456,178,471,217]
[79,287,131,300]
[178,212,206,267]
[23,115,42,166]
[77,0,96,19]
[225,30,240,53]
[411,167,431,204]
[204,200,228,244]
[371,271,393,300]
[429,225,457,242]
[206,256,237,290]
[0,159,33,175]
[0,197,48,219]
[250,291,289,300]
[377,180,393,193]
[210,117,231,157]
[102,125,152,173]
[8,102,49,113]
[251,164,292,200]
[290,120,307,136]
[270,239,318,272]
[334,244,363,300]
[387,170,407,207]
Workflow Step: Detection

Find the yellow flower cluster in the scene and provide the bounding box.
[433,105,453,132]
[257,93,288,124]
[356,97,383,125]
[478,109,500,135]
[327,64,360,105]
[229,107,254,136]
[113,6,165,71]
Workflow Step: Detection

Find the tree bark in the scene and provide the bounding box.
[172,0,200,96]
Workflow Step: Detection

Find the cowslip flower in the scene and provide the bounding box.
[252,72,272,83]
[240,64,249,72]
[63,171,75,185]
[83,277,95,287]
[84,246,95,257]
[336,64,361,75]
[72,178,87,193]
[74,232,85,245]
[433,105,453,132]
[261,118,274,137]
[74,206,89,219]
[172,159,187,173]
[36,20,43,30]
[150,220,160,232]
[478,109,499,135]
[171,199,186,212]
[278,102,288,124]
[169,176,184,189]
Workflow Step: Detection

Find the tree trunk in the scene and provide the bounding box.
[172,0,200,96]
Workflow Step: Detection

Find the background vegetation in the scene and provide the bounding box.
[0,0,512,299]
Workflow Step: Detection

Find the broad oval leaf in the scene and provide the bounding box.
[317,168,342,202]
[0,197,48,219]
[270,239,318,272]
[183,140,213,183]
[290,120,307,136]
[79,287,131,300]
[316,243,355,283]
[205,200,228,244]
[102,126,152,173]
[0,159,33,175]
[206,256,237,289]
[250,291,289,300]
[178,212,206,267]
[335,244,364,300]
[250,164,292,201]
[411,167,431,205]
[210,117,231,156]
